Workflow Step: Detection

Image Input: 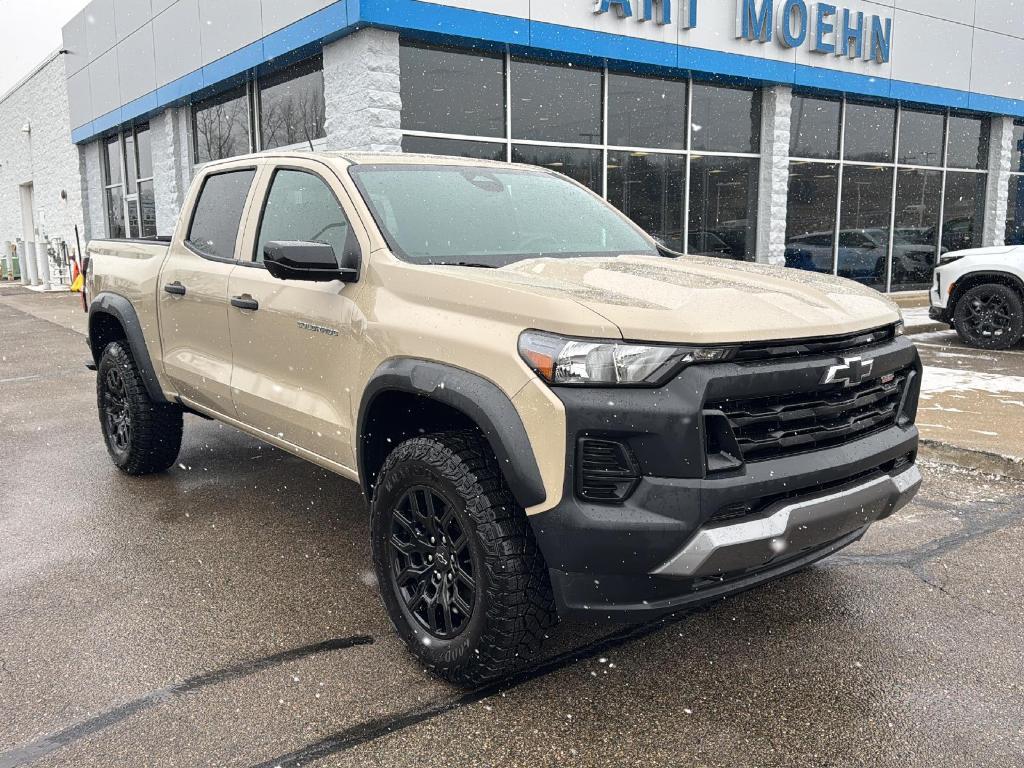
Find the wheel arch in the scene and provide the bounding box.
[949,270,1024,315]
[357,359,546,509]
[88,292,169,404]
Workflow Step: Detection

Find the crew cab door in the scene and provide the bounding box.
[225,161,366,469]
[158,165,261,415]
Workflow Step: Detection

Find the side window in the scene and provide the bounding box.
[185,169,257,260]
[255,169,355,264]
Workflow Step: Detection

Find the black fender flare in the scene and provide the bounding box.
[88,292,169,404]
[357,359,547,509]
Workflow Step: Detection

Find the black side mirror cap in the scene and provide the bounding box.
[263,240,359,283]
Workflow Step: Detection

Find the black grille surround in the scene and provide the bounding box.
[706,366,913,464]
[729,324,898,363]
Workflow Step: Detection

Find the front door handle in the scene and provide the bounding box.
[163,281,186,296]
[230,295,259,311]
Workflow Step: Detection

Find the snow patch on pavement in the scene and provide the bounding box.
[921,366,1024,396]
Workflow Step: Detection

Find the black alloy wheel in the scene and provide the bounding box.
[388,485,476,640]
[102,364,132,455]
[954,283,1024,350]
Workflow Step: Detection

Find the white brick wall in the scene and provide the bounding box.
[151,107,193,236]
[323,29,402,152]
[0,55,86,258]
[80,140,106,242]
[755,86,792,267]
[982,116,1014,247]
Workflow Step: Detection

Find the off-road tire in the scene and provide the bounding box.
[97,341,183,474]
[953,283,1024,350]
[371,430,556,687]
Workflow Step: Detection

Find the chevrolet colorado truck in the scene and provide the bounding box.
[85,152,923,685]
[929,245,1024,349]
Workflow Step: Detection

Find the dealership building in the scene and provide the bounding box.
[3,0,1024,292]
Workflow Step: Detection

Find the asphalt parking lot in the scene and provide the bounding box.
[2,291,1023,767]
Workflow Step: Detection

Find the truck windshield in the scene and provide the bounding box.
[349,164,660,267]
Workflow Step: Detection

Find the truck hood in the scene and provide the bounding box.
[456,255,901,344]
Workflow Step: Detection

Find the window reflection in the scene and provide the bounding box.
[1006,175,1024,246]
[947,115,989,170]
[892,169,942,291]
[193,85,250,164]
[688,155,758,261]
[790,95,840,160]
[844,102,895,163]
[259,56,326,150]
[785,162,839,274]
[607,73,687,150]
[898,109,944,167]
[511,60,602,144]
[690,82,760,153]
[402,135,507,161]
[607,151,686,252]
[511,145,602,193]
[942,172,986,252]
[400,44,505,137]
[837,165,893,290]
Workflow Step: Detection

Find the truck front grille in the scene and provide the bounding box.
[707,368,911,463]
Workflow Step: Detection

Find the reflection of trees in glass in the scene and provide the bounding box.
[260,69,326,150]
[194,90,249,163]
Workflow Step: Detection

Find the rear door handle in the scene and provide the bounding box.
[163,281,186,296]
[230,295,259,311]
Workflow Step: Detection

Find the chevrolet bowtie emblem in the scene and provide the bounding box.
[822,356,875,387]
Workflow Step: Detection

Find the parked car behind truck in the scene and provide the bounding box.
[85,152,923,685]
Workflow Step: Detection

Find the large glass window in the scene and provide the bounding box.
[785,162,839,274]
[398,42,761,261]
[401,44,505,138]
[843,102,896,163]
[942,172,986,253]
[688,156,758,260]
[898,109,944,167]
[787,96,990,291]
[790,95,840,160]
[510,59,602,144]
[102,125,156,239]
[690,82,761,153]
[255,170,354,263]
[1007,121,1024,246]
[892,169,943,291]
[186,169,256,260]
[258,56,326,150]
[837,166,893,290]
[193,85,251,164]
[607,73,687,150]
[607,152,686,251]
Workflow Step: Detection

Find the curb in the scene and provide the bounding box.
[905,321,950,337]
[919,440,1024,481]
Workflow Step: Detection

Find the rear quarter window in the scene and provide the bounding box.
[186,169,257,260]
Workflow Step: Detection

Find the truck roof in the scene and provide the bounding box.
[201,150,513,170]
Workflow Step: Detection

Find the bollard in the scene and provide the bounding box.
[35,238,51,288]
[24,241,40,286]
[2,241,12,280]
[16,240,30,286]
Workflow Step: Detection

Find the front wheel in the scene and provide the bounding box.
[371,431,556,686]
[97,341,183,474]
[953,283,1024,350]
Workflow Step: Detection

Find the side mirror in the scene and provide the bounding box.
[263,241,359,283]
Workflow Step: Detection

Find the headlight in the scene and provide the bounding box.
[938,252,965,264]
[518,330,730,386]
[895,314,905,337]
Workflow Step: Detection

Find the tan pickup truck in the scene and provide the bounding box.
[85,151,923,685]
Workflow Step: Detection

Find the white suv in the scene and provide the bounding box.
[930,245,1024,349]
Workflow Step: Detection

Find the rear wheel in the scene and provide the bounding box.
[371,431,556,686]
[953,283,1024,350]
[97,341,183,474]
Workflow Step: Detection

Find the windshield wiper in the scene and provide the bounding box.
[442,262,499,269]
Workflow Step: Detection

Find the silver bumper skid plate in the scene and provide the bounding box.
[653,466,923,579]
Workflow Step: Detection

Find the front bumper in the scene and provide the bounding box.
[529,335,922,620]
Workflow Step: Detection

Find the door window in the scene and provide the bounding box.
[185,169,257,260]
[255,169,355,264]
